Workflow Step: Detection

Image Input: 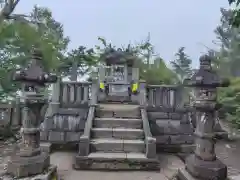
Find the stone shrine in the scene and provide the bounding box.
[98,47,139,103]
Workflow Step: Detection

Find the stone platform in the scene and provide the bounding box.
[178,168,233,180]
[74,152,159,170]
[53,152,184,180]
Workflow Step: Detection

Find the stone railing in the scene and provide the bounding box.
[78,80,98,156]
[146,85,184,109]
[138,81,157,158]
[40,81,93,144]
[0,100,21,128]
[59,81,91,108]
[145,84,194,153]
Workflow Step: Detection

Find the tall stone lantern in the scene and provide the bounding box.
[178,55,229,180]
[5,48,58,178]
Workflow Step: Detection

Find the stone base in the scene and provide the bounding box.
[1,165,58,180]
[6,151,50,178]
[181,154,227,180]
[73,153,160,171]
[178,168,230,180]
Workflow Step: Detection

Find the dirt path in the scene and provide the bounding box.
[216,140,240,176]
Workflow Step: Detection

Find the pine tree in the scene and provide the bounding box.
[170,47,192,83]
[214,8,240,77]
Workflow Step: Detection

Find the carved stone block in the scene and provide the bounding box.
[65,131,82,142]
[148,112,169,120]
[40,131,49,141]
[171,135,194,144]
[48,131,65,142]
[156,135,171,144]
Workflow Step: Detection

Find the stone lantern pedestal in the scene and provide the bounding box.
[178,55,229,180]
[1,48,58,179]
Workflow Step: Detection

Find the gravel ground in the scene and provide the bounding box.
[1,120,240,180]
[1,140,240,179]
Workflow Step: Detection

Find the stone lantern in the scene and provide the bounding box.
[5,48,58,178]
[178,55,229,180]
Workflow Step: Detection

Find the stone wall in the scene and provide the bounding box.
[40,108,88,143]
[148,109,194,153]
[40,81,91,144]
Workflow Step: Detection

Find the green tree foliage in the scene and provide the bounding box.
[213,7,240,128]
[213,8,240,77]
[170,47,192,83]
[218,78,240,127]
[59,46,98,81]
[0,6,70,99]
[139,57,177,85]
[228,0,240,26]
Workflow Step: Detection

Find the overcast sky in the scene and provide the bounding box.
[15,0,229,68]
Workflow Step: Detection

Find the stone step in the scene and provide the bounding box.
[93,118,142,129]
[91,128,144,140]
[96,104,140,118]
[96,110,140,118]
[74,152,159,170]
[98,104,139,110]
[90,139,145,153]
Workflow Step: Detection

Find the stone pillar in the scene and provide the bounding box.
[124,64,128,83]
[138,80,147,107]
[5,47,58,179]
[178,55,229,180]
[98,66,106,101]
[91,78,98,105]
[11,96,21,127]
[131,67,140,103]
[46,78,60,119]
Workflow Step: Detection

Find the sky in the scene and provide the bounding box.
[14,0,229,68]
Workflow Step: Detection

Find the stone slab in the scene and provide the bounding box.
[148,112,169,120]
[98,104,139,110]
[48,131,65,142]
[123,140,145,153]
[155,135,194,145]
[40,142,52,153]
[156,144,195,153]
[51,151,189,179]
[90,139,145,153]
[90,139,124,152]
[73,152,159,170]
[93,118,142,129]
[40,131,49,141]
[171,135,194,144]
[112,128,144,140]
[91,128,144,140]
[65,132,81,142]
[6,152,50,178]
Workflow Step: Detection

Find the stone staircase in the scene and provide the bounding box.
[74,103,159,170]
